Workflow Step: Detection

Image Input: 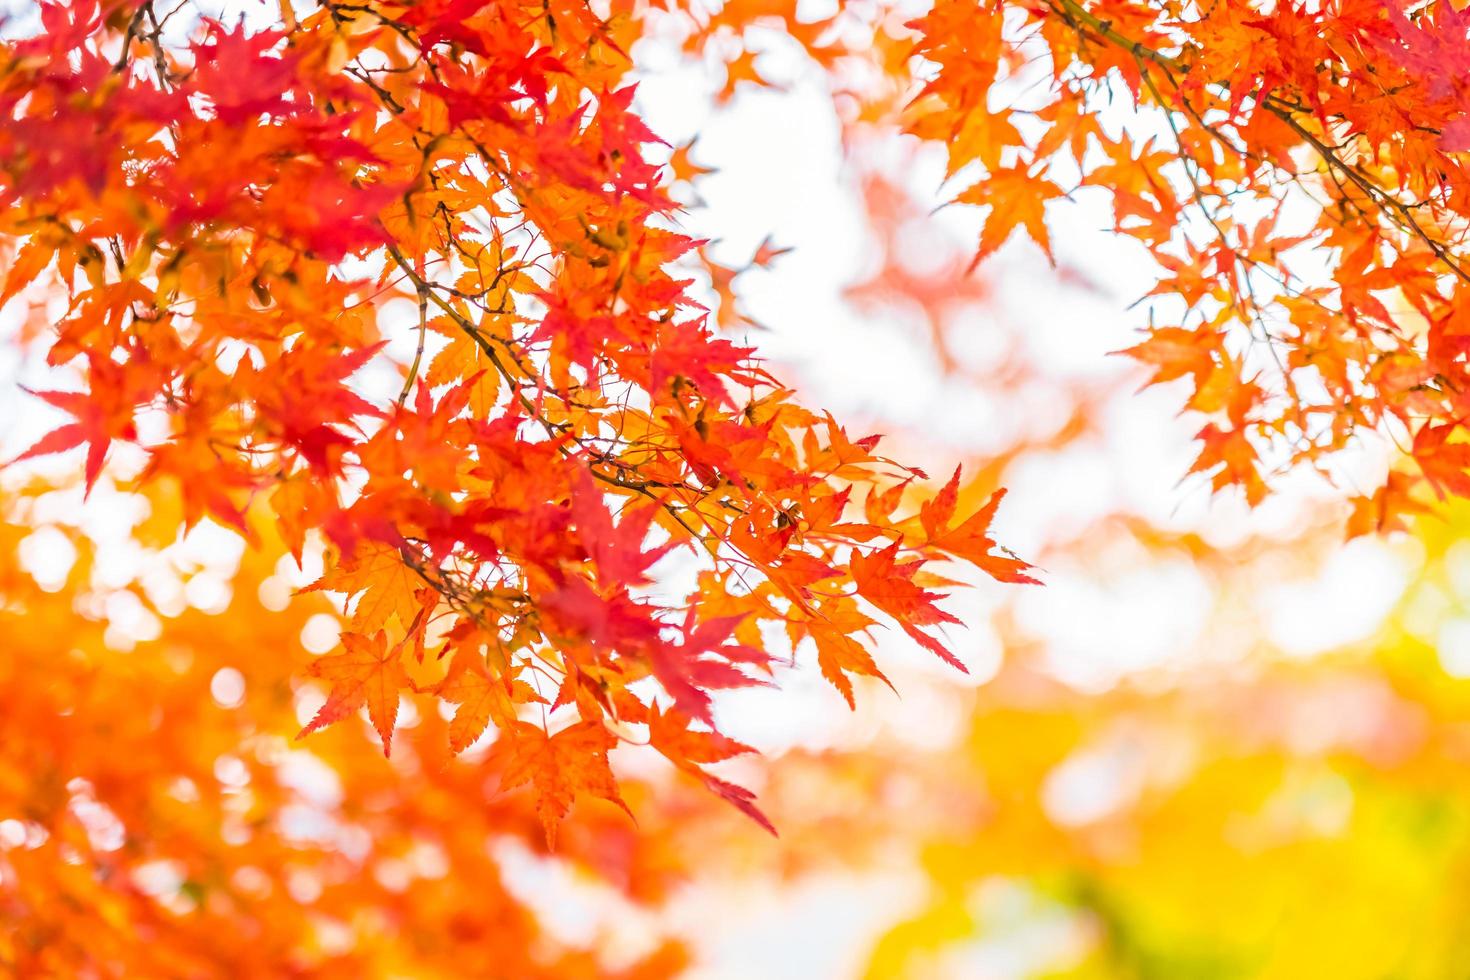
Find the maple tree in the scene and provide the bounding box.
[0,512,708,976]
[0,0,1033,855]
[897,0,1470,523]
[652,0,1470,524]
[9,0,1470,974]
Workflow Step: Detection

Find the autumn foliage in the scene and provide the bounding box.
[1,0,1035,849]
[6,0,1470,975]
[906,0,1470,522]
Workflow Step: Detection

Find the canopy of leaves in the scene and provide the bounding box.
[0,0,1031,849]
[903,0,1470,521]
[7,0,1470,975]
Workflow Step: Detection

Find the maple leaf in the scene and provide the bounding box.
[864,477,913,526]
[9,385,135,496]
[1189,422,1267,505]
[851,543,966,671]
[1414,423,1470,500]
[647,705,774,835]
[1346,471,1427,539]
[570,470,677,587]
[0,0,1068,872]
[943,103,1025,177]
[748,235,793,269]
[437,644,546,753]
[494,721,633,848]
[310,542,427,634]
[667,137,717,186]
[956,165,1062,269]
[1117,326,1221,389]
[649,321,756,409]
[254,341,387,474]
[671,607,772,702]
[191,23,297,125]
[142,438,257,540]
[297,631,407,757]
[918,467,1038,584]
[1,237,52,306]
[811,622,890,710]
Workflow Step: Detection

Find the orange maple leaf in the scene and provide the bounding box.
[1116,326,1221,389]
[957,165,1062,269]
[810,622,891,710]
[647,705,774,835]
[297,631,407,757]
[494,721,633,848]
[919,467,1038,584]
[851,543,966,671]
[437,644,545,754]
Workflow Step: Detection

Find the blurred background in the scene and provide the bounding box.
[610,9,1470,978]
